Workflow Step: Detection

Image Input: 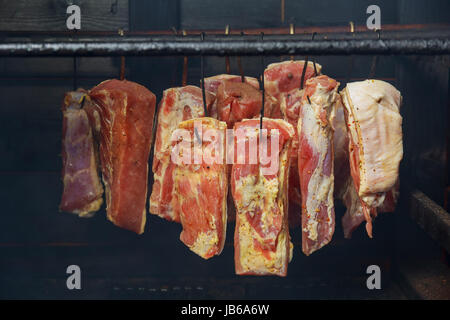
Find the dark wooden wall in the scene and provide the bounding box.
[0,0,449,299]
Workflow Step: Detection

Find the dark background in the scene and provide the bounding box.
[0,0,449,299]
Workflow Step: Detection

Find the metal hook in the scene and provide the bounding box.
[180,29,188,87]
[289,23,295,60]
[346,22,355,83]
[200,32,208,117]
[260,32,265,130]
[237,31,245,83]
[369,29,381,78]
[300,56,309,90]
[225,25,231,74]
[119,28,125,80]
[73,56,77,90]
[311,32,318,76]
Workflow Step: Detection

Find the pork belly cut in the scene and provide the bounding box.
[150,86,215,222]
[264,60,323,218]
[60,90,104,217]
[298,75,340,255]
[89,79,156,234]
[232,118,294,276]
[340,79,403,237]
[172,118,228,259]
[204,74,259,118]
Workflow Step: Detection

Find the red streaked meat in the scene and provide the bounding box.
[60,90,104,217]
[298,75,340,255]
[172,118,228,259]
[216,81,262,128]
[264,60,322,100]
[204,74,259,118]
[89,79,156,234]
[150,86,215,222]
[264,61,322,224]
[231,118,294,276]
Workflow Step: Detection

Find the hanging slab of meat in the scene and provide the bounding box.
[232,118,294,276]
[172,117,228,259]
[264,61,322,222]
[298,75,340,255]
[264,60,322,100]
[204,74,259,118]
[340,80,403,238]
[149,86,215,222]
[89,79,156,234]
[60,90,104,217]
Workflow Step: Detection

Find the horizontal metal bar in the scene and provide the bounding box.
[408,190,450,253]
[1,30,449,56]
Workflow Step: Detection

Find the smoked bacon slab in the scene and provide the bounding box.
[340,80,403,238]
[90,79,156,234]
[60,90,104,217]
[232,118,294,276]
[150,86,215,222]
[298,75,340,255]
[172,118,228,259]
[264,61,322,227]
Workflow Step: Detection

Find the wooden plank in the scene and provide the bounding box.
[398,0,450,24]
[0,57,122,78]
[408,190,450,253]
[180,0,397,29]
[396,56,449,204]
[0,0,129,31]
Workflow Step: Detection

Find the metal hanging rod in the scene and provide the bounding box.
[0,30,449,57]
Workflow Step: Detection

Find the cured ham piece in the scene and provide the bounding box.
[90,79,156,234]
[172,118,228,259]
[264,60,322,100]
[60,90,103,217]
[204,74,259,118]
[149,86,215,222]
[298,75,340,255]
[216,81,263,128]
[232,118,294,276]
[265,61,323,222]
[340,80,403,238]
